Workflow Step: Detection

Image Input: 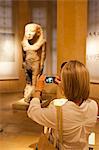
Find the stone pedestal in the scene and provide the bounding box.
[12,84,57,111]
[12,98,29,111]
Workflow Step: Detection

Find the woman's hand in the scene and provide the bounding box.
[35,74,46,92]
[33,75,46,99]
[54,75,61,85]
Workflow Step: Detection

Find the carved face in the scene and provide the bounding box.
[25,24,37,40]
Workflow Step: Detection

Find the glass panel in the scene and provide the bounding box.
[32,7,47,27]
[0,2,12,33]
[0,33,15,62]
[0,0,18,79]
[32,7,47,37]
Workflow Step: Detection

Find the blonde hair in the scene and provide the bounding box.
[61,60,90,101]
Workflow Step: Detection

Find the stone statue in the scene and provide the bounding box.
[22,23,46,103]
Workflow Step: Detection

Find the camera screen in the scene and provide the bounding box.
[45,77,55,83]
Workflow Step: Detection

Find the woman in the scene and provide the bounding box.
[27,60,98,150]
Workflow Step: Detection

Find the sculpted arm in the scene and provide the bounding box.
[40,42,46,70]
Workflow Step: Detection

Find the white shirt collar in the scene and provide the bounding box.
[53,98,68,106]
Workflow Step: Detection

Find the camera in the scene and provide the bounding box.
[45,76,55,83]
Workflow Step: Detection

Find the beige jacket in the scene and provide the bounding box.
[27,98,98,150]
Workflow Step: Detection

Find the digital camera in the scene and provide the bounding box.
[45,76,55,83]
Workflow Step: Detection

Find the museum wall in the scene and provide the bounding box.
[90,84,99,99]
[57,0,99,101]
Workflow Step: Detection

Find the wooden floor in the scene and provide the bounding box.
[0,92,99,150]
[0,93,43,150]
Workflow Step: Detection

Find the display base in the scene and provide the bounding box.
[12,84,57,111]
[12,98,29,111]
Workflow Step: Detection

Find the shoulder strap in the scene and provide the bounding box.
[56,106,63,144]
[53,99,68,146]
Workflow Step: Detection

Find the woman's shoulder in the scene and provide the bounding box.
[86,99,98,111]
[86,98,98,105]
